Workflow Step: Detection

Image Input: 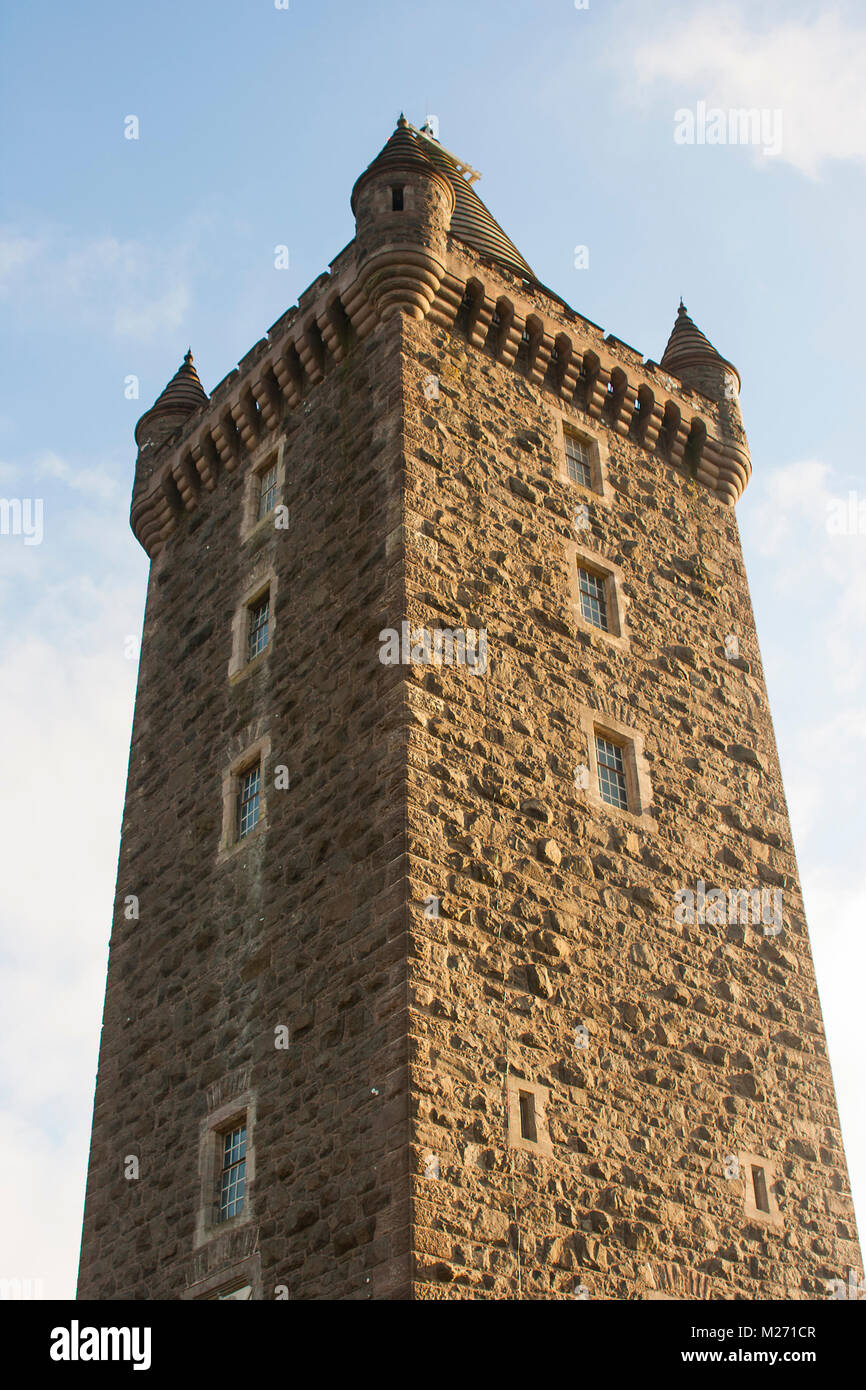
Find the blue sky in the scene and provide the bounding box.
[1,0,864,1296]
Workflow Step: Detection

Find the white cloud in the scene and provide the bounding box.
[0,233,43,295]
[56,235,139,295]
[0,491,143,1297]
[0,226,195,342]
[629,7,866,177]
[114,282,190,340]
[741,453,866,1234]
[800,870,866,1235]
[782,707,866,840]
[0,627,138,1296]
[745,458,866,696]
[0,1111,92,1299]
[744,458,830,557]
[35,450,117,501]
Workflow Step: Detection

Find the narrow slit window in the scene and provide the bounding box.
[247,593,270,662]
[518,1090,537,1143]
[218,1124,247,1221]
[391,186,404,211]
[257,464,278,520]
[456,287,475,337]
[751,1165,770,1214]
[596,735,628,810]
[578,567,609,631]
[238,765,261,839]
[564,430,593,488]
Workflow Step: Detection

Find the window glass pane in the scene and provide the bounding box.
[248,595,270,661]
[238,767,261,837]
[595,735,628,809]
[564,431,592,488]
[219,1160,246,1219]
[223,1126,247,1165]
[578,567,609,630]
[218,1124,247,1221]
[258,465,278,519]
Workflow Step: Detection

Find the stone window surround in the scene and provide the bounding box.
[240,438,287,543]
[555,412,612,503]
[566,539,630,652]
[506,1075,553,1157]
[228,568,278,682]
[185,1256,262,1302]
[739,1150,784,1230]
[207,1275,254,1300]
[576,705,655,827]
[218,732,272,861]
[194,1091,257,1252]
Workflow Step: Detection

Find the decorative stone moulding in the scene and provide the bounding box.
[131,247,751,558]
[359,246,449,321]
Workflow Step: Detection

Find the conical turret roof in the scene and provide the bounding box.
[421,132,535,281]
[660,302,740,390]
[352,118,535,282]
[135,350,209,446]
[352,114,441,186]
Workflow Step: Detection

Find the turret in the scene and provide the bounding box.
[661,302,751,499]
[350,115,455,319]
[134,349,208,457]
[131,350,208,547]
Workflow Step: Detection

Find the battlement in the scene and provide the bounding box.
[131,236,750,559]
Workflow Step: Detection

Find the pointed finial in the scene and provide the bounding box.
[678,298,686,314]
[397,113,408,128]
[184,347,193,365]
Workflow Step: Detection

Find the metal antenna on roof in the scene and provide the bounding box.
[410,118,480,182]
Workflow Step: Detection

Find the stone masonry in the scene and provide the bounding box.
[77,119,862,1300]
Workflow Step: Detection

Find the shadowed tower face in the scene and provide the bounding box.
[78,120,861,1301]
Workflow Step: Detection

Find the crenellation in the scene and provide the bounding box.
[190,438,216,492]
[238,337,270,377]
[230,386,263,452]
[271,345,304,409]
[251,370,282,433]
[315,297,348,364]
[604,333,644,365]
[171,451,199,511]
[467,285,494,351]
[209,365,240,410]
[138,236,755,557]
[526,318,553,387]
[294,317,326,383]
[497,299,523,368]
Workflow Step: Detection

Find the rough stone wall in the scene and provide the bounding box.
[78,315,413,1301]
[400,314,861,1299]
[79,288,861,1303]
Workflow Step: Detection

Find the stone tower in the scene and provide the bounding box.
[78,119,861,1301]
